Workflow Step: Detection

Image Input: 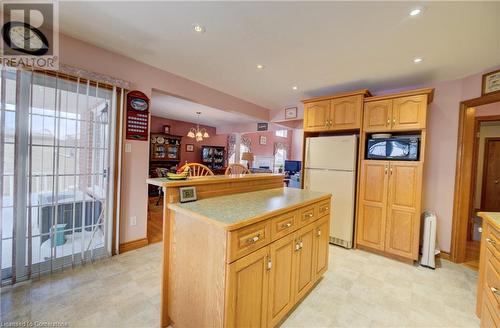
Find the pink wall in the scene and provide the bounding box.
[150,116,228,165]
[242,130,293,158]
[59,34,272,244]
[476,102,500,117]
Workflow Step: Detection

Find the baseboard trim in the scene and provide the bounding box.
[438,251,451,261]
[119,238,149,253]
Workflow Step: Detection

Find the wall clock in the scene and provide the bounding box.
[2,21,49,56]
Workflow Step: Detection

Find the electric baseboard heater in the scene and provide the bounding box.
[421,211,440,269]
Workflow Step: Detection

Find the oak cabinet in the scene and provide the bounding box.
[356,161,389,251]
[476,212,499,325]
[356,160,422,261]
[268,233,296,327]
[294,224,316,301]
[364,100,392,132]
[313,216,330,279]
[364,94,428,132]
[303,91,370,132]
[304,100,330,131]
[385,162,422,259]
[330,95,363,130]
[392,95,427,131]
[227,246,270,328]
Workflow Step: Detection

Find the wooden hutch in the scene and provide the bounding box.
[149,133,183,195]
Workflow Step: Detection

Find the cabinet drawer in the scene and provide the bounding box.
[486,226,500,259]
[485,248,500,311]
[228,219,271,263]
[299,204,317,227]
[318,200,331,218]
[271,210,298,241]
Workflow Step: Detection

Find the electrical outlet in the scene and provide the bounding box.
[125,143,132,153]
[130,216,137,226]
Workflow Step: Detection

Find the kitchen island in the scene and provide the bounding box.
[167,188,331,328]
[476,212,499,326]
[147,173,285,327]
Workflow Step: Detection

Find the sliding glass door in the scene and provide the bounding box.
[1,67,118,284]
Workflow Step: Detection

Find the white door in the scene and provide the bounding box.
[305,136,357,170]
[305,168,356,247]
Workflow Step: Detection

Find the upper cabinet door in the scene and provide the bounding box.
[385,162,422,260]
[356,160,389,251]
[226,246,270,328]
[330,95,363,130]
[304,100,330,132]
[391,95,427,131]
[363,100,392,132]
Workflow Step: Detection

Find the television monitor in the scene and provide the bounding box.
[284,160,301,173]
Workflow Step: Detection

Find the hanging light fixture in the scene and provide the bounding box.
[187,111,210,142]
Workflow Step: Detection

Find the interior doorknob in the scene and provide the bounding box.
[494,180,499,184]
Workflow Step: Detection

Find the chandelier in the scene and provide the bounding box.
[187,111,210,142]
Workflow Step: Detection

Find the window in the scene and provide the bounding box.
[274,148,287,172]
[275,130,288,138]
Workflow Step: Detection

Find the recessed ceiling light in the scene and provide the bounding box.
[292,86,298,90]
[409,8,422,16]
[193,24,205,33]
[256,64,265,69]
[413,57,423,63]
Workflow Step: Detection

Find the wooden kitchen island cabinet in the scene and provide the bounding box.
[167,188,331,328]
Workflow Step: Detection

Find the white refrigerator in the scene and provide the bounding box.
[304,135,358,248]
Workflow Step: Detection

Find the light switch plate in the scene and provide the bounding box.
[130,216,137,226]
[125,143,132,153]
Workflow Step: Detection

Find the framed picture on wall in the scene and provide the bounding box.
[186,144,194,152]
[482,69,500,96]
[285,107,298,119]
[163,125,171,134]
[259,135,267,145]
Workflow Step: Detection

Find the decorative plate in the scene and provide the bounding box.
[156,136,165,144]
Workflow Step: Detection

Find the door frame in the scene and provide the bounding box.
[450,91,500,263]
[480,137,500,210]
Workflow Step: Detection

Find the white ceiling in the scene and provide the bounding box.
[151,91,260,127]
[59,2,500,110]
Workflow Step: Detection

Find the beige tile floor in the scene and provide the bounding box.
[1,243,480,327]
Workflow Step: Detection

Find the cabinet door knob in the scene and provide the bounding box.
[486,238,496,245]
[491,286,499,295]
[299,241,303,249]
[392,118,396,124]
[384,166,388,175]
[295,242,301,251]
[317,230,322,237]
[247,234,260,244]
[386,118,390,126]
[267,256,272,271]
[281,222,292,228]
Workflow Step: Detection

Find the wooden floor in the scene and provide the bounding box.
[463,240,480,270]
[148,196,163,244]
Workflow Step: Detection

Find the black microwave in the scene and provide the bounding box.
[366,136,420,161]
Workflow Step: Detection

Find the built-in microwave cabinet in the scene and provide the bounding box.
[364,94,429,132]
[303,91,369,132]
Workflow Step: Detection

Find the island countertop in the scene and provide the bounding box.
[478,211,500,229]
[168,187,331,230]
[147,173,283,188]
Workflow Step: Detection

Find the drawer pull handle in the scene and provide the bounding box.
[247,234,260,244]
[281,222,292,228]
[491,287,499,295]
[267,256,272,271]
[305,213,313,218]
[486,238,496,245]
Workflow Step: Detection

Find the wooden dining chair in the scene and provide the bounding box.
[179,163,214,177]
[225,163,251,175]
